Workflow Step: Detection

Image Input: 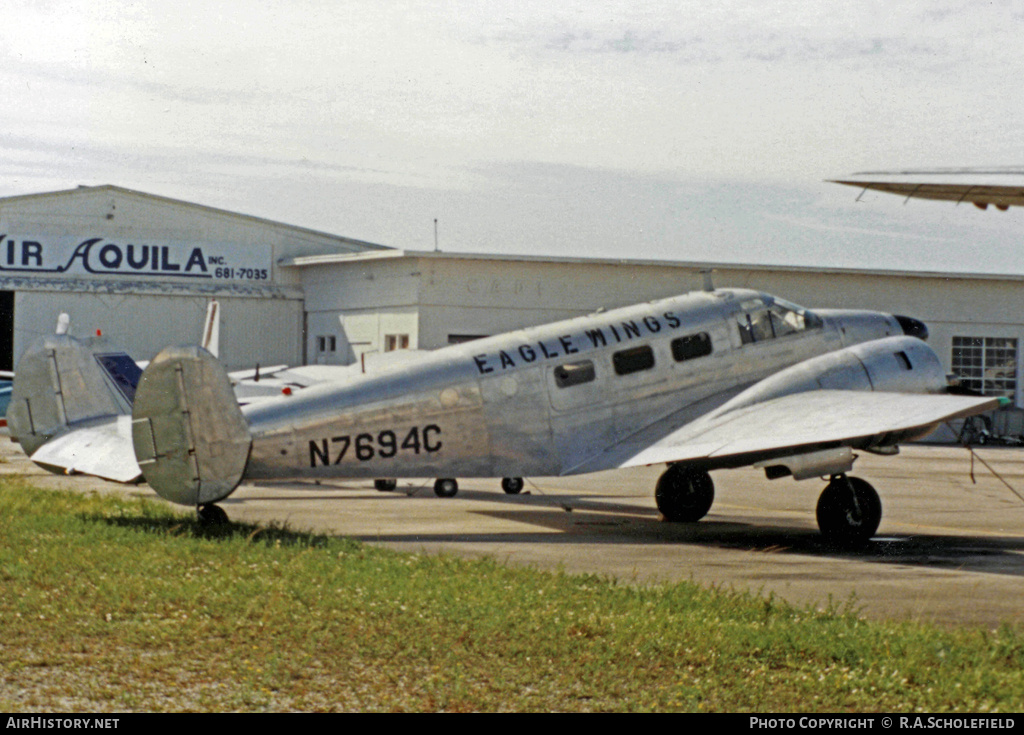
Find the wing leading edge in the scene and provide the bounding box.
[566,389,1000,476]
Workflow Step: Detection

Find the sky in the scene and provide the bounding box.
[2,0,1024,273]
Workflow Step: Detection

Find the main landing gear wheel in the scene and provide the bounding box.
[815,475,882,548]
[374,478,398,492]
[197,503,229,526]
[434,478,459,498]
[655,465,714,522]
[501,477,525,494]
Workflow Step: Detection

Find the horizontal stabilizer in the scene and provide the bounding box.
[29,415,141,483]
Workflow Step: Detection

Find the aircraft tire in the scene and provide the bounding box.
[816,476,881,548]
[198,503,229,526]
[434,478,459,497]
[501,477,525,494]
[374,479,398,492]
[655,465,714,522]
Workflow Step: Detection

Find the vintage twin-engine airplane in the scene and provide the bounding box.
[8,286,1000,547]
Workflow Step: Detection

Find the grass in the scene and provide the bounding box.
[1,480,1023,712]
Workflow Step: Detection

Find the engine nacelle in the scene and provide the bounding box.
[719,335,948,416]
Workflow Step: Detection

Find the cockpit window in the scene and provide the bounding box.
[737,298,822,345]
[772,298,823,331]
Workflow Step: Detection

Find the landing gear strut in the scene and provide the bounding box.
[434,478,459,497]
[501,477,525,494]
[197,503,229,526]
[655,465,714,522]
[815,475,881,548]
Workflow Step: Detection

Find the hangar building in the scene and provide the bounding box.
[0,185,387,371]
[4,185,1022,437]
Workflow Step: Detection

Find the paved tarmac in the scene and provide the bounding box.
[5,436,1024,627]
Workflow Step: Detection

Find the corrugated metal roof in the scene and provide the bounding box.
[0,184,391,252]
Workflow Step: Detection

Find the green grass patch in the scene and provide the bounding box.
[0,480,1022,712]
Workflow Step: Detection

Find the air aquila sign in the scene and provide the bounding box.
[0,234,272,281]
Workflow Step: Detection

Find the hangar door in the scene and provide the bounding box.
[0,291,12,371]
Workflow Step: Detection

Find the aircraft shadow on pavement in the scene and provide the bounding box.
[234,484,1024,579]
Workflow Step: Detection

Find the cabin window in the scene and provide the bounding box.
[613,345,655,375]
[671,333,712,362]
[952,336,1017,398]
[554,359,596,388]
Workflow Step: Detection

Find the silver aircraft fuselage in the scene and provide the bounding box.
[239,287,916,482]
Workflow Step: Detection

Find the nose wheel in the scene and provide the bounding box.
[816,475,881,548]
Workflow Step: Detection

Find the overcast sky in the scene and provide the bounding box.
[2,1,1023,273]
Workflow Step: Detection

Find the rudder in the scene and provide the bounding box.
[131,345,252,506]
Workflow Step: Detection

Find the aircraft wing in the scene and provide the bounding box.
[27,415,142,483]
[831,169,1024,210]
[566,390,1000,476]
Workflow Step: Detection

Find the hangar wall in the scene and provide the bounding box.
[14,288,304,370]
[296,254,420,365]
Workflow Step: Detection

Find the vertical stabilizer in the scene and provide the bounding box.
[8,335,138,456]
[202,300,220,357]
[132,345,251,506]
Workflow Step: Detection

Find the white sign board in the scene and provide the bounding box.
[0,232,272,282]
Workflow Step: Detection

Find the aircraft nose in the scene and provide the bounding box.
[895,315,929,341]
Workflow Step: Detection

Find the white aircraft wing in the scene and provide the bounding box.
[27,415,142,483]
[831,169,1024,210]
[566,390,1001,476]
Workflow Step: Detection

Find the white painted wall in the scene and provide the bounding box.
[14,290,303,371]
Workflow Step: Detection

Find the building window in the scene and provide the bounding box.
[385,334,410,351]
[951,337,1017,397]
[317,335,337,353]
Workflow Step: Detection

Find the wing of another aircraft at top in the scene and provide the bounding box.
[831,168,1024,210]
[566,389,1000,477]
